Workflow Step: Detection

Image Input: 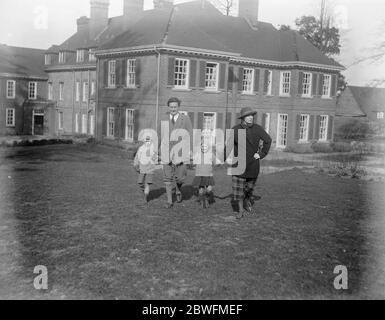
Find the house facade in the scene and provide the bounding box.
[0,44,54,136]
[95,0,344,149]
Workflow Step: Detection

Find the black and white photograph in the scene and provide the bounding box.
[0,0,384,303]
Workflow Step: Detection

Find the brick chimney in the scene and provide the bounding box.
[90,0,110,38]
[124,0,144,17]
[77,16,90,32]
[153,0,173,9]
[239,0,259,27]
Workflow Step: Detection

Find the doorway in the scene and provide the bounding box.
[33,112,44,136]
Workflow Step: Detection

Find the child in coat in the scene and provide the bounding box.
[134,136,157,203]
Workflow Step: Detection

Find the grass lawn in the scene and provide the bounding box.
[0,144,384,300]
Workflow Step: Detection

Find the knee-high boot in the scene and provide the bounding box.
[165,183,173,208]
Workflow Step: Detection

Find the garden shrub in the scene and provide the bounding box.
[311,142,334,153]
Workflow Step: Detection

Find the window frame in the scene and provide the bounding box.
[319,115,329,142]
[322,74,332,98]
[91,80,95,96]
[48,82,53,100]
[108,60,116,88]
[58,52,65,64]
[242,68,254,94]
[377,112,384,120]
[75,113,79,133]
[75,81,80,102]
[82,81,89,102]
[107,107,115,138]
[299,114,310,142]
[88,49,96,62]
[59,82,64,101]
[28,81,37,100]
[302,72,312,97]
[277,113,289,148]
[266,70,273,96]
[126,59,136,88]
[89,114,95,136]
[76,49,85,63]
[205,62,219,91]
[6,108,15,127]
[125,108,135,142]
[6,80,16,99]
[174,58,189,89]
[82,114,87,134]
[58,111,64,130]
[45,54,51,65]
[264,113,271,134]
[279,71,291,96]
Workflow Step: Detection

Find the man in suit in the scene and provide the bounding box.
[229,107,272,219]
[160,97,193,209]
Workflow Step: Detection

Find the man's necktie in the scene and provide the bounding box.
[172,115,176,125]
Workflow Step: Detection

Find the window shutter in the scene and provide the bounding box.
[226,112,232,129]
[115,60,122,86]
[295,114,301,140]
[217,113,224,130]
[308,115,315,140]
[133,109,140,141]
[197,112,204,130]
[102,108,107,136]
[189,59,197,88]
[121,59,127,87]
[238,67,244,91]
[199,61,206,88]
[314,115,320,140]
[298,71,304,95]
[331,74,337,97]
[318,74,324,96]
[167,57,175,86]
[228,66,234,83]
[254,69,260,93]
[312,73,318,96]
[328,116,334,140]
[219,63,226,90]
[188,112,195,127]
[114,108,120,137]
[263,70,269,94]
[103,61,108,87]
[135,59,141,87]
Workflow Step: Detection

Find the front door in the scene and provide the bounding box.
[33,115,44,135]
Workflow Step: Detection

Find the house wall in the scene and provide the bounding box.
[96,52,339,148]
[0,76,51,136]
[46,69,97,136]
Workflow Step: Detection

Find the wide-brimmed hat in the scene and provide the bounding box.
[238,107,257,119]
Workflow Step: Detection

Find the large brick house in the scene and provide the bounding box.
[95,0,345,149]
[0,44,54,136]
[44,0,145,136]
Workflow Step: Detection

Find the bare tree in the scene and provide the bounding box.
[209,0,236,16]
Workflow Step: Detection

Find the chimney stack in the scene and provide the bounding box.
[239,0,259,27]
[124,0,144,17]
[90,0,110,38]
[153,0,174,10]
[77,16,90,32]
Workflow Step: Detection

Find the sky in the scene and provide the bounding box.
[0,0,384,87]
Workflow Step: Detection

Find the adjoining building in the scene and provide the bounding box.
[336,85,385,137]
[95,0,345,149]
[0,44,54,136]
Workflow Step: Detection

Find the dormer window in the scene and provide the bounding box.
[89,49,96,62]
[45,54,51,65]
[59,52,66,64]
[76,49,85,63]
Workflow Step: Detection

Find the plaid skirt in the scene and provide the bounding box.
[232,176,257,201]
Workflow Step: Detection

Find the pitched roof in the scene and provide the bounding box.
[336,87,366,117]
[100,1,343,69]
[0,44,47,79]
[349,86,385,114]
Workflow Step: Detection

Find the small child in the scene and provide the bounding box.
[192,138,216,209]
[134,136,157,203]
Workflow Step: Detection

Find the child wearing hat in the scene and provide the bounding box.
[134,136,157,203]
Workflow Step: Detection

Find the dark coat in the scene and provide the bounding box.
[230,123,272,179]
